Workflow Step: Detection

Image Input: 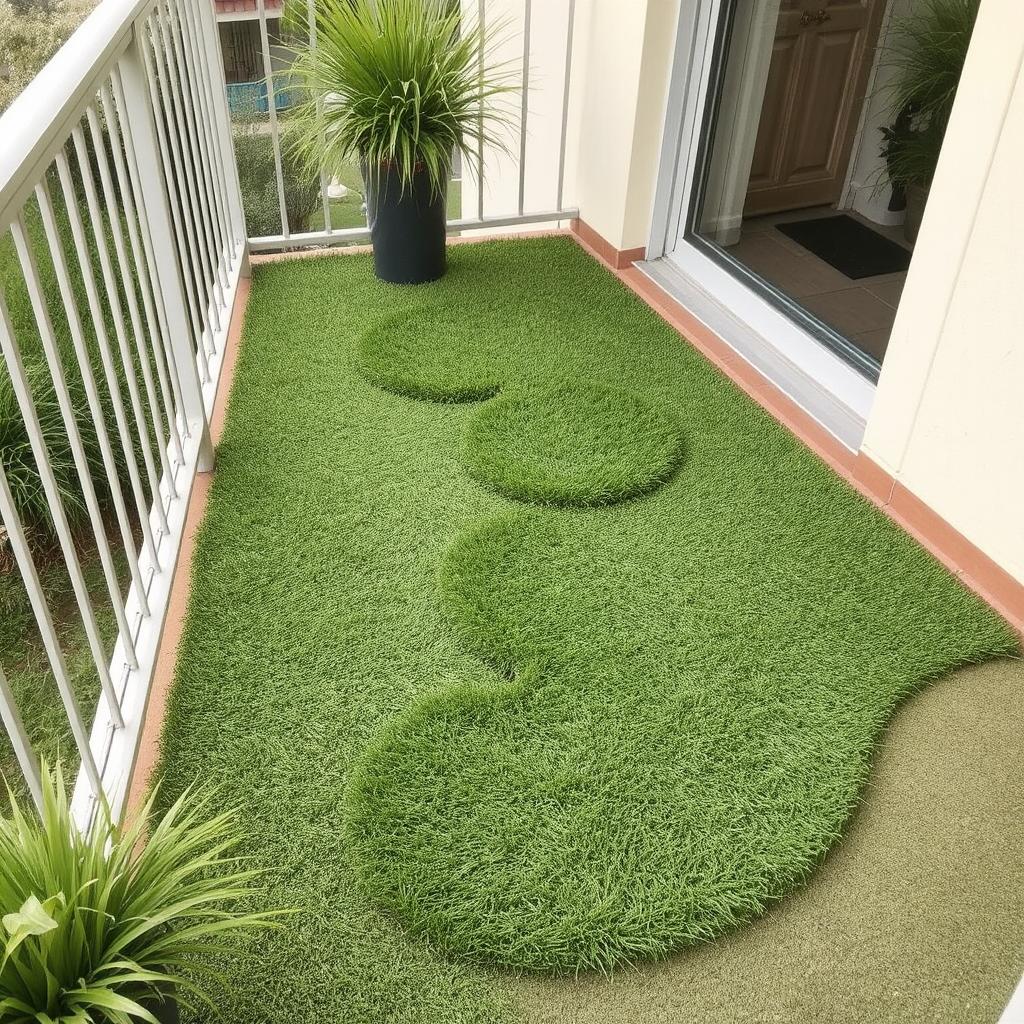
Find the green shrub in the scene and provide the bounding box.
[234,107,321,237]
[0,764,281,1024]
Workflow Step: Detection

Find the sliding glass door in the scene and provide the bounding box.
[676,0,911,380]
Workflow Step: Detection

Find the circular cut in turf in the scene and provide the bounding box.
[357,305,508,402]
[462,383,684,506]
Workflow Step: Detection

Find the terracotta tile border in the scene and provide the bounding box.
[124,276,251,820]
[127,223,1023,812]
[570,217,646,270]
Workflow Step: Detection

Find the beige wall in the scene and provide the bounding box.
[575,0,681,251]
[862,0,1024,585]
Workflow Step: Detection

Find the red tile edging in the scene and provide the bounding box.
[570,218,645,270]
[125,275,251,821]
[569,220,1024,635]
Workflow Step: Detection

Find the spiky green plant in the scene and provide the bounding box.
[284,0,517,194]
[881,0,980,189]
[0,765,280,1024]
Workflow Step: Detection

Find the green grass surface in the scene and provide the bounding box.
[159,238,1016,1015]
[460,382,684,506]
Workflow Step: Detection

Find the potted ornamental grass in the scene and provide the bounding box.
[880,0,979,242]
[0,765,280,1024]
[286,0,516,284]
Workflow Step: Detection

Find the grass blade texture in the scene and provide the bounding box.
[160,238,1017,1007]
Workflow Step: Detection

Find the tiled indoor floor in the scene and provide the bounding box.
[724,207,911,364]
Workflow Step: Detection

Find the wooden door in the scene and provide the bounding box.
[744,0,886,216]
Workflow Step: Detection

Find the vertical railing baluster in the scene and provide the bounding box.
[557,0,575,214]
[120,16,215,467]
[518,0,531,217]
[0,665,44,813]
[477,0,486,222]
[307,0,332,234]
[37,173,152,618]
[12,206,139,671]
[256,0,290,238]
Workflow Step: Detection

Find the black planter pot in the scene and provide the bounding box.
[364,161,447,285]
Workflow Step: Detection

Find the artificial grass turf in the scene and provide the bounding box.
[461,382,684,506]
[157,237,1017,1015]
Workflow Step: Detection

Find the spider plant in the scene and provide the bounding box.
[0,764,281,1024]
[284,0,518,196]
[881,0,980,190]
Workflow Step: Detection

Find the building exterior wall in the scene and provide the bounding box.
[574,0,680,252]
[861,0,1024,586]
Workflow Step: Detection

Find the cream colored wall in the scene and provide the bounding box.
[575,0,681,251]
[862,0,1024,584]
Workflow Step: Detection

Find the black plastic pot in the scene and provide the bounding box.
[364,161,447,285]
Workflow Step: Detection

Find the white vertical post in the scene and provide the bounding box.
[518,0,532,217]
[0,274,124,730]
[0,664,44,813]
[307,0,332,234]
[477,0,485,221]
[119,21,215,470]
[256,0,290,238]
[192,0,248,257]
[556,0,575,213]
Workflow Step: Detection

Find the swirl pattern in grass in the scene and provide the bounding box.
[158,238,1017,1016]
[348,239,1017,972]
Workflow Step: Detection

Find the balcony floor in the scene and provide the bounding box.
[158,237,1023,1022]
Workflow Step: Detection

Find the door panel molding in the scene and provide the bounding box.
[744,0,887,215]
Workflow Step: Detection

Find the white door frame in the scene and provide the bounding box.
[643,0,877,451]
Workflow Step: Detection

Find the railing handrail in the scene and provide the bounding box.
[0,0,154,232]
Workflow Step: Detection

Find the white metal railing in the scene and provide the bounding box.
[1,0,578,828]
[242,0,580,252]
[0,0,245,827]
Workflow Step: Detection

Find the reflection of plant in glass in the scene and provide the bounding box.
[0,765,281,1024]
[284,0,517,196]
[880,0,980,191]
